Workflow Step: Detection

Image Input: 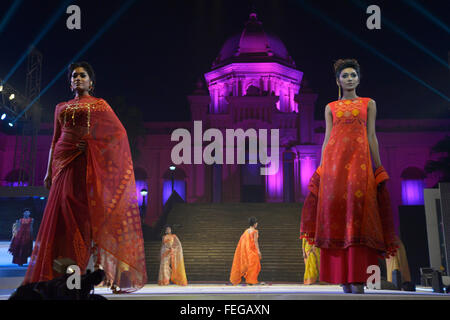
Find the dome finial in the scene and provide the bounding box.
[193,77,207,95]
[249,2,257,20]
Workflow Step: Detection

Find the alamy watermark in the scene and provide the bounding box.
[366,265,381,290]
[66,265,81,290]
[366,5,381,30]
[66,5,81,30]
[170,121,280,175]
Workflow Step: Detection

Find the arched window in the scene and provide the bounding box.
[134,167,148,207]
[400,167,425,205]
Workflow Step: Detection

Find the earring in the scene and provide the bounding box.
[338,85,341,100]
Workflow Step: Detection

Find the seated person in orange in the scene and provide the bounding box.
[230,217,262,285]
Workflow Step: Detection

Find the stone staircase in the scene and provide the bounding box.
[144,203,305,283]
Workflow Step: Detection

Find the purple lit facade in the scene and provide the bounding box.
[0,13,448,231]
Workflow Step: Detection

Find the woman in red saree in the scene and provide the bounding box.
[9,209,34,266]
[23,62,147,293]
[230,217,262,285]
[158,226,187,286]
[300,59,398,294]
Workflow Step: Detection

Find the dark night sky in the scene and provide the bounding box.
[1,0,449,123]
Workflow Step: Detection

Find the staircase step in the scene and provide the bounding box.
[145,203,306,283]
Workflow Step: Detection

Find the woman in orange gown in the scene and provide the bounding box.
[300,59,398,294]
[158,226,187,286]
[230,217,262,285]
[23,62,147,293]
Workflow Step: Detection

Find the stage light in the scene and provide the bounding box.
[295,0,450,102]
[402,0,450,34]
[170,166,176,171]
[0,0,23,35]
[351,0,449,69]
[1,113,6,120]
[2,0,72,85]
[11,0,137,125]
[9,93,15,100]
[8,122,13,127]
[40,197,45,200]
[140,189,148,197]
[0,85,3,92]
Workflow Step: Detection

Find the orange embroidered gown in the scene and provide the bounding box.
[230,229,261,285]
[23,96,147,292]
[300,97,397,284]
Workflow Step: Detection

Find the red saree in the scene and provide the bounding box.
[230,229,261,285]
[23,95,147,293]
[300,98,398,284]
[9,218,33,265]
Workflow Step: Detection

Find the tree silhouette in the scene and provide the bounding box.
[424,135,450,187]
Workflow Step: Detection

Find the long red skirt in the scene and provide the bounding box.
[23,152,92,284]
[9,221,33,265]
[319,245,380,284]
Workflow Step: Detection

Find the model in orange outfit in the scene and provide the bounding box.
[158,225,188,286]
[300,59,398,294]
[230,217,262,285]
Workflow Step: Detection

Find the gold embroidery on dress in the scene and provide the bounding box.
[61,100,108,130]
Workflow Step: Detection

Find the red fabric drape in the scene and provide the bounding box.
[9,218,33,265]
[300,98,398,258]
[319,246,380,284]
[23,96,147,292]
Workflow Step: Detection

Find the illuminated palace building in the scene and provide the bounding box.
[0,13,449,237]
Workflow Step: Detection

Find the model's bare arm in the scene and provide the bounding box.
[319,104,333,167]
[44,105,62,189]
[367,99,382,169]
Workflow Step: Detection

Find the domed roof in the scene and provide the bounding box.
[212,13,296,69]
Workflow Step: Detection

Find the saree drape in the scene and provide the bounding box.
[386,238,411,283]
[230,229,261,285]
[9,218,33,265]
[300,98,398,258]
[158,234,187,286]
[302,238,320,285]
[23,96,147,293]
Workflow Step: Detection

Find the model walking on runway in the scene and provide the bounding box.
[9,209,34,266]
[230,217,262,285]
[158,225,188,286]
[300,59,398,294]
[23,62,147,293]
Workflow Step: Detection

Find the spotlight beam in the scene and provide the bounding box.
[402,0,449,34]
[12,0,139,124]
[0,0,23,35]
[2,0,72,84]
[295,0,450,103]
[351,0,449,70]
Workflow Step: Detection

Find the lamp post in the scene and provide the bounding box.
[140,188,148,219]
[169,166,176,193]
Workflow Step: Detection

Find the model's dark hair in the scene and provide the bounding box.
[68,61,96,93]
[161,224,172,237]
[334,59,361,79]
[248,216,257,227]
